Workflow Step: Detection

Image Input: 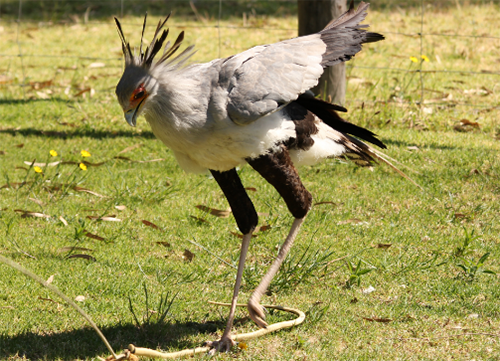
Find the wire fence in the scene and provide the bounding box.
[0,0,500,118]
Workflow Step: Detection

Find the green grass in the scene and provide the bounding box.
[1,2,500,361]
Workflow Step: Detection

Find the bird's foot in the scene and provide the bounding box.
[203,336,236,355]
[248,296,268,328]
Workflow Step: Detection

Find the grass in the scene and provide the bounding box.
[1,1,500,360]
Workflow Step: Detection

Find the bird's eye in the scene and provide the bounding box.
[134,90,145,100]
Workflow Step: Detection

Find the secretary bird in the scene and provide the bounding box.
[115,1,392,352]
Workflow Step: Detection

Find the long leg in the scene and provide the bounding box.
[205,168,258,351]
[247,145,312,328]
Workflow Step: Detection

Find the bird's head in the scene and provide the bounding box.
[114,14,195,127]
[115,65,154,127]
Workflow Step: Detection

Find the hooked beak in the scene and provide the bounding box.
[124,109,137,127]
[124,97,146,127]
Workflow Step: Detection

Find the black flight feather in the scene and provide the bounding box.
[295,95,386,149]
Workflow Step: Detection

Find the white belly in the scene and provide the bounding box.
[147,111,296,173]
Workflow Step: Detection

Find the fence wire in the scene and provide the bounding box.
[0,0,500,112]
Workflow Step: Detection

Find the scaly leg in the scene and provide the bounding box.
[204,232,252,352]
[247,217,305,327]
[247,145,312,328]
[205,169,258,352]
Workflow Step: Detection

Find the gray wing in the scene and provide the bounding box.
[219,1,383,125]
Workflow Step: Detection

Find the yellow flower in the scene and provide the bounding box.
[81,150,91,157]
[421,54,430,62]
[238,342,248,350]
[79,163,88,171]
[410,56,418,63]
[34,166,43,173]
[50,149,58,157]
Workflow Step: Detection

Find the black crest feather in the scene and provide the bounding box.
[114,13,190,69]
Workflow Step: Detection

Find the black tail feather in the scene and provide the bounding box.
[295,95,386,149]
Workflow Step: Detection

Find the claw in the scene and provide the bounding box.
[204,336,236,355]
[248,296,268,328]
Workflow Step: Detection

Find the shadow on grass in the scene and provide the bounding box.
[0,127,156,140]
[0,319,234,360]
[0,98,75,105]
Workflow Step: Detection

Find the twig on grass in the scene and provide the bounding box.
[388,332,500,342]
[108,302,305,360]
[0,254,117,359]
[187,237,237,270]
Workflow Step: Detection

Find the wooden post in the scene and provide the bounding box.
[298,0,347,105]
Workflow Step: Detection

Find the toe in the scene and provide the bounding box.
[204,336,235,354]
[248,301,268,328]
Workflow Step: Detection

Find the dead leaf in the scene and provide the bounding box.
[24,161,60,167]
[375,243,392,249]
[87,215,121,222]
[73,186,106,198]
[190,216,208,223]
[454,213,466,219]
[15,143,24,148]
[460,119,480,128]
[1,182,28,189]
[59,216,68,226]
[134,158,165,163]
[196,205,231,218]
[183,249,195,262]
[115,205,127,211]
[407,146,420,151]
[58,246,93,252]
[19,211,51,219]
[38,297,58,304]
[30,80,52,90]
[362,286,376,294]
[67,254,96,261]
[84,231,105,241]
[44,275,55,286]
[88,62,105,68]
[314,201,336,206]
[36,91,50,99]
[0,75,13,84]
[463,88,489,96]
[118,144,142,154]
[58,65,77,71]
[100,216,121,222]
[29,197,44,206]
[156,242,171,247]
[86,215,107,219]
[362,316,393,323]
[75,295,86,302]
[454,119,480,132]
[255,225,271,232]
[245,187,257,192]
[58,121,77,127]
[142,220,162,230]
[0,150,5,155]
[74,87,91,97]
